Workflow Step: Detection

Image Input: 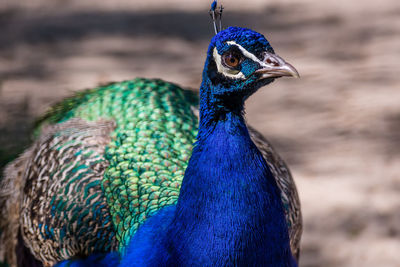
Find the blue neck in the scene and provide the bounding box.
[163,79,296,266]
[197,70,246,140]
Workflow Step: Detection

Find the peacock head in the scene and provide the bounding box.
[202,26,299,103]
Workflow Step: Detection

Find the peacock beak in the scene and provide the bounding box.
[255,52,300,79]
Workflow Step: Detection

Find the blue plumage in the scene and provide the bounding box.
[121,114,295,266]
[55,253,119,267]
[55,26,299,266]
[118,27,298,266]
[167,116,294,266]
[211,0,217,11]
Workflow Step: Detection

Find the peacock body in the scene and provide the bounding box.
[0,26,302,267]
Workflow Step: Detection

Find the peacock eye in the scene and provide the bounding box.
[222,52,242,68]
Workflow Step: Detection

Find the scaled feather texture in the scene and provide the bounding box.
[0,27,302,267]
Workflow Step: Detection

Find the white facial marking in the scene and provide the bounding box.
[213,41,273,80]
[213,48,246,79]
[226,41,270,69]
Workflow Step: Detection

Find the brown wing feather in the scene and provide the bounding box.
[0,118,117,266]
[0,150,33,267]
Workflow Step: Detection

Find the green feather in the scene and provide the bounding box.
[36,78,199,252]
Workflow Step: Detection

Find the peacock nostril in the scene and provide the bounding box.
[266,58,279,66]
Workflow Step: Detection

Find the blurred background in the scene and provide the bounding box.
[0,0,399,266]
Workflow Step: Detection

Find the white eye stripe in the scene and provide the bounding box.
[226,41,268,68]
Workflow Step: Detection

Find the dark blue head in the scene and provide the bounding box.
[201,27,299,110]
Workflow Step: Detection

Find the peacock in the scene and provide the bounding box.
[0,3,302,266]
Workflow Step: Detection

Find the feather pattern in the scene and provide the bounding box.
[20,119,117,264]
[1,26,302,266]
[1,78,301,266]
[0,150,32,266]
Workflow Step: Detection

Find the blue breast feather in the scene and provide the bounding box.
[123,114,295,266]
